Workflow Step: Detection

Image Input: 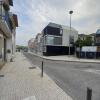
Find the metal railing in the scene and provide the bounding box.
[0,1,13,32]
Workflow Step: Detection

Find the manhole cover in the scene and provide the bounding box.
[0,75,4,77]
[29,67,36,69]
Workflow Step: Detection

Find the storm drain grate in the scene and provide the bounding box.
[0,75,4,77]
[29,67,36,69]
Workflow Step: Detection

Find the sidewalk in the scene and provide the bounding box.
[29,52,100,63]
[0,52,73,100]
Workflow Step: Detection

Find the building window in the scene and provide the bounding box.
[47,36,54,45]
[54,37,62,45]
[46,35,62,45]
[96,37,100,43]
[60,29,63,35]
[96,29,100,34]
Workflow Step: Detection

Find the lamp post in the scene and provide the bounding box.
[69,10,73,55]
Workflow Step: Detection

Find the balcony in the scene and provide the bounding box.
[9,13,18,28]
[0,12,13,37]
[0,0,13,11]
[44,35,62,46]
[0,1,13,37]
[1,0,9,11]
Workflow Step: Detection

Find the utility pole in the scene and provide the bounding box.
[69,10,73,55]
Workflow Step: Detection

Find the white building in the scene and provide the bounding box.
[28,38,35,52]
[61,25,78,47]
[34,33,42,53]
[0,0,18,68]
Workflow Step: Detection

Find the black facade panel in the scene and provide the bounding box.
[76,52,100,59]
[95,43,100,46]
[96,34,100,36]
[43,26,61,36]
[86,52,95,59]
[43,46,75,56]
[76,52,86,58]
[96,52,100,58]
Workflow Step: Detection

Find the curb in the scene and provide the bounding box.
[28,52,100,64]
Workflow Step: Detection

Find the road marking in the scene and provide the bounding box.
[83,69,100,75]
[23,96,36,100]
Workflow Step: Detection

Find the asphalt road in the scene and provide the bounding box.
[23,52,100,100]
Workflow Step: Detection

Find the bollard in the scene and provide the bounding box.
[87,87,92,100]
[41,61,43,77]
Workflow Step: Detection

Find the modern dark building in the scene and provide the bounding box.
[41,22,78,56]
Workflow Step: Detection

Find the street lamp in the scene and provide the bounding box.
[69,10,73,55]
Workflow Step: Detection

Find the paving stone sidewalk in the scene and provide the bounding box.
[0,52,73,100]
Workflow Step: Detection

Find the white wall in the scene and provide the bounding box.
[0,34,4,66]
[6,29,16,62]
[37,34,42,43]
[12,30,16,55]
[6,37,12,61]
[62,29,78,46]
[62,29,70,46]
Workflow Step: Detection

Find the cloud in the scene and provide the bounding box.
[11,0,100,45]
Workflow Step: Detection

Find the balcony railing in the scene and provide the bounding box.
[0,12,13,33]
[0,1,13,32]
[9,13,18,28]
[0,0,9,11]
[4,12,13,32]
[0,0,13,11]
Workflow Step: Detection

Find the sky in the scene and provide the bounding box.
[11,0,100,46]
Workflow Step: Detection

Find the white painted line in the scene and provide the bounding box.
[83,69,100,75]
[23,96,36,100]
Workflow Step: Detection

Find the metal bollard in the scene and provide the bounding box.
[87,87,92,100]
[41,61,43,77]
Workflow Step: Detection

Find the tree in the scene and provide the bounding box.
[75,38,83,47]
[84,35,94,46]
[75,35,94,47]
[16,45,28,50]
